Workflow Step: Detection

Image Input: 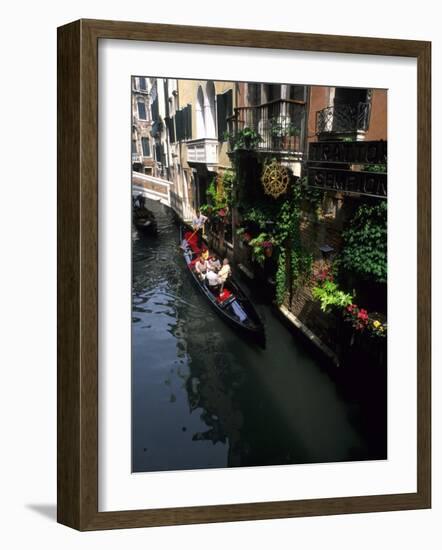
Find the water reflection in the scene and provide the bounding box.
[132,200,384,473]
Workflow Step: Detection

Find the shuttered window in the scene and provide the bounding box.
[175,105,192,141]
[155,143,162,163]
[185,104,192,140]
[141,137,150,157]
[139,77,147,90]
[217,89,233,141]
[289,85,307,102]
[175,109,184,141]
[167,116,176,143]
[137,101,147,120]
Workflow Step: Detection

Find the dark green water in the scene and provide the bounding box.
[132,200,385,473]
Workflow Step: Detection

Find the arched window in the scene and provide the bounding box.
[196,86,206,138]
[205,81,217,138]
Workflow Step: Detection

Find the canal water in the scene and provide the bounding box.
[132,199,384,473]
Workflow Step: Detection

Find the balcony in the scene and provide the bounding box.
[186,138,219,168]
[316,102,371,138]
[227,99,306,156]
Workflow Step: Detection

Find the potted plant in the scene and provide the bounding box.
[270,117,300,150]
[233,127,263,150]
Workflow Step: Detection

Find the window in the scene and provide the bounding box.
[289,85,307,102]
[141,137,150,157]
[247,83,261,106]
[139,77,147,91]
[267,84,281,102]
[175,105,192,141]
[137,101,147,120]
[216,89,233,141]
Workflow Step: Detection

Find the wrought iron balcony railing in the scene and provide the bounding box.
[316,102,371,136]
[227,99,306,154]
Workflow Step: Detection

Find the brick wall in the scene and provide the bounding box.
[286,193,360,353]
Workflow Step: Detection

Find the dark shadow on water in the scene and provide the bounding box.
[26,503,57,521]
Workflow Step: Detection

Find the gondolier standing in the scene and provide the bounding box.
[192,210,208,248]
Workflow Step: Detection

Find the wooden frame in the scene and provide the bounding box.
[57,18,431,531]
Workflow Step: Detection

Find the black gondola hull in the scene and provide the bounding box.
[180,228,266,348]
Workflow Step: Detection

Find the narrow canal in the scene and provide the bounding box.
[132,199,379,473]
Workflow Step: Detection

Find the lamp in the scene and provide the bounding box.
[319,244,335,261]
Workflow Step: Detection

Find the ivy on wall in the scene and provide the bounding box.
[340,201,387,284]
[237,173,313,305]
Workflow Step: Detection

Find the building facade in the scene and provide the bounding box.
[131,79,387,365]
[131,76,154,176]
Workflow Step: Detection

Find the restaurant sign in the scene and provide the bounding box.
[306,140,387,198]
[308,140,387,164]
[307,167,387,198]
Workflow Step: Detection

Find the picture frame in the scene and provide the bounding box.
[57,18,431,530]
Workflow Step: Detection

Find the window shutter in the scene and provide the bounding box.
[137,101,146,120]
[168,116,176,143]
[185,104,192,140]
[225,89,233,117]
[217,93,226,141]
[155,143,162,163]
[217,90,232,141]
[151,97,159,121]
[141,137,150,156]
[176,109,183,141]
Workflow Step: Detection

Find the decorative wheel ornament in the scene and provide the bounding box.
[261,161,289,198]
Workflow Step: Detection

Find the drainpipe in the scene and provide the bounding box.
[302,85,311,176]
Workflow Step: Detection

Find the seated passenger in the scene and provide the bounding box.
[201,248,209,261]
[195,256,208,279]
[218,258,231,292]
[206,269,220,291]
[208,255,221,272]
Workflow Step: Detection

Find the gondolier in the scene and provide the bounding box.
[192,210,208,247]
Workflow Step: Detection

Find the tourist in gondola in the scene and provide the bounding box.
[217,258,231,293]
[208,255,221,272]
[205,268,220,291]
[195,255,208,280]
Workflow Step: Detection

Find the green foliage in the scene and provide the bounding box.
[221,170,235,208]
[248,233,271,264]
[298,176,323,214]
[276,251,287,305]
[341,201,387,283]
[206,177,217,204]
[237,172,313,305]
[292,250,313,282]
[198,203,212,215]
[363,163,387,173]
[231,127,263,150]
[204,170,236,213]
[269,117,300,138]
[312,280,353,313]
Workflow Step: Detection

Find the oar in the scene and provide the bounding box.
[178,226,199,250]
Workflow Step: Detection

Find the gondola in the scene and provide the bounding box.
[180,227,266,348]
[133,203,157,233]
